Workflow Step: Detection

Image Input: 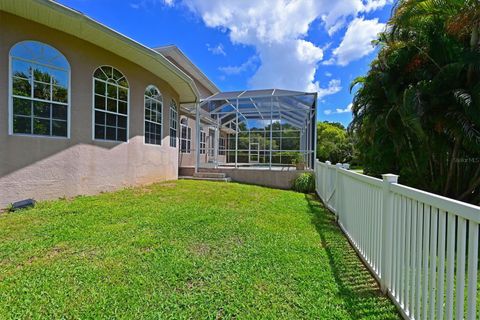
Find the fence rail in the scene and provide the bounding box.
[315,160,480,320]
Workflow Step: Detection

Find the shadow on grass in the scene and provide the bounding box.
[305,193,400,319]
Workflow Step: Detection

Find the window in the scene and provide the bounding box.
[219,136,226,155]
[208,129,215,157]
[144,85,163,145]
[200,130,206,154]
[169,100,178,147]
[93,66,129,142]
[180,118,192,153]
[9,41,70,137]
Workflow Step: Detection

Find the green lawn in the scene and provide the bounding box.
[0,180,399,319]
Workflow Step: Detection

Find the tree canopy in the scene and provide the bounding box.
[350,0,480,204]
[317,122,353,164]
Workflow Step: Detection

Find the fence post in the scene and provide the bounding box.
[381,173,399,293]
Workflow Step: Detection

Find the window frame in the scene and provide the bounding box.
[169,100,178,148]
[219,136,226,156]
[180,117,192,154]
[200,130,206,155]
[91,65,130,143]
[143,85,163,146]
[8,40,71,139]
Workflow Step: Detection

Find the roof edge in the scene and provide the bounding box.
[154,45,220,95]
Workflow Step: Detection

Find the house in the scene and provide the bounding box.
[0,0,317,208]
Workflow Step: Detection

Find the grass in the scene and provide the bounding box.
[0,180,399,319]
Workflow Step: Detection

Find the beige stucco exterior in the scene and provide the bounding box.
[0,12,182,207]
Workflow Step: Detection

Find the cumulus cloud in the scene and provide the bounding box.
[324,103,353,115]
[154,0,390,93]
[207,43,226,56]
[317,79,342,98]
[219,55,258,75]
[330,17,385,66]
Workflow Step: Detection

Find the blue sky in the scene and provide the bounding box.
[58,0,393,127]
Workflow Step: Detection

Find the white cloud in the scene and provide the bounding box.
[324,103,353,115]
[330,17,385,66]
[207,43,226,56]
[155,0,389,92]
[131,0,173,9]
[317,79,342,98]
[219,55,258,75]
[363,0,392,12]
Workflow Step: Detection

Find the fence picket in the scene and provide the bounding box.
[467,222,478,320]
[428,207,438,319]
[436,210,446,320]
[415,201,423,319]
[405,198,412,315]
[445,213,456,320]
[422,205,430,320]
[456,217,467,320]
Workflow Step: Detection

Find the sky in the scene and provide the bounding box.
[58,0,394,127]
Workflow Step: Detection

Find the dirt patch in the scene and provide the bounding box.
[189,243,212,257]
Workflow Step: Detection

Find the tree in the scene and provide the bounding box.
[317,122,353,164]
[350,0,480,204]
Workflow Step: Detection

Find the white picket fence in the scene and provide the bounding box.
[315,160,480,320]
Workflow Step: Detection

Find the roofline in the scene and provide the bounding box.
[201,89,317,102]
[0,0,201,103]
[154,45,220,95]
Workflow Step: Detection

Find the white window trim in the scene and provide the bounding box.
[200,130,206,155]
[8,40,72,139]
[219,136,226,156]
[169,100,178,148]
[180,119,192,154]
[143,85,163,147]
[91,65,130,143]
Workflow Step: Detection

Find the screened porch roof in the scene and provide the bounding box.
[200,89,317,129]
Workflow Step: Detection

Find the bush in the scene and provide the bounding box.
[292,173,315,193]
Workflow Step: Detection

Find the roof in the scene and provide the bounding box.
[202,89,317,102]
[0,0,200,104]
[200,89,317,129]
[154,45,220,98]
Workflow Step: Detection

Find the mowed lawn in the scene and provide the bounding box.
[0,180,399,319]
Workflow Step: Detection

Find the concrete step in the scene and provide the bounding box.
[193,172,227,179]
[179,176,232,182]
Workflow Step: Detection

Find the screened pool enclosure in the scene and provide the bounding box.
[193,89,317,172]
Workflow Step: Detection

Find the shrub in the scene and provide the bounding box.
[293,173,315,193]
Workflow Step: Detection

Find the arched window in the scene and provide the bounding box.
[169,100,178,147]
[93,66,129,142]
[144,85,163,145]
[180,117,191,153]
[10,41,70,137]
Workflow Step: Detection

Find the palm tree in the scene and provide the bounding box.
[350,0,480,204]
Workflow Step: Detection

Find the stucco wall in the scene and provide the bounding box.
[199,168,311,189]
[0,12,181,207]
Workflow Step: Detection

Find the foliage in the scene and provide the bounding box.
[0,181,398,318]
[350,0,480,204]
[228,122,301,164]
[292,172,315,193]
[288,151,304,165]
[317,122,354,164]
